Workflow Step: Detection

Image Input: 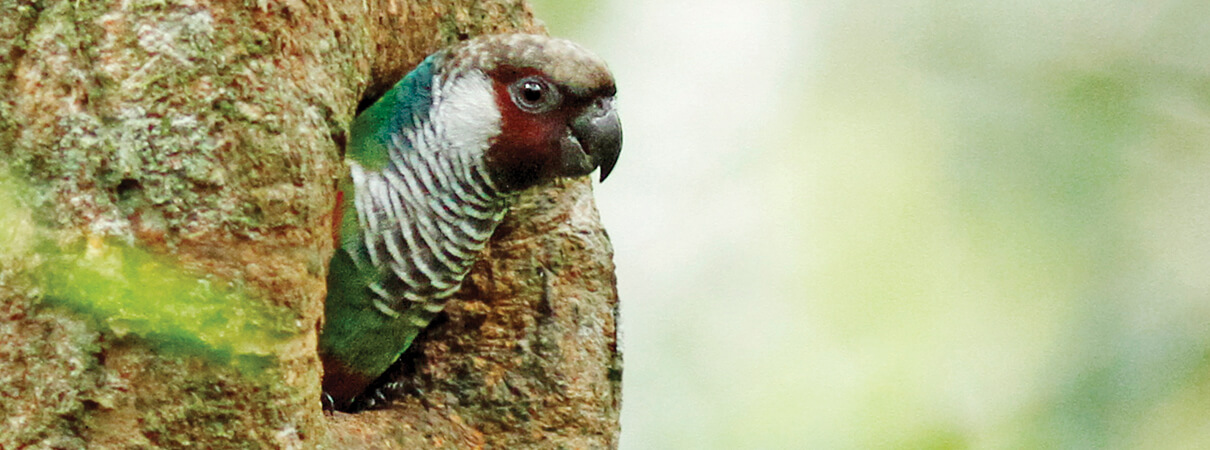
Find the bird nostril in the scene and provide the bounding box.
[595,97,613,113]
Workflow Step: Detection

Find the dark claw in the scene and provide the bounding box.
[321,392,336,412]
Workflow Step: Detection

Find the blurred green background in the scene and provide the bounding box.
[530,0,1210,448]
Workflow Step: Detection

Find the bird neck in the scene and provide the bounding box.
[347,133,509,298]
[342,63,514,307]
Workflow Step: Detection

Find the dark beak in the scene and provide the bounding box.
[562,97,622,182]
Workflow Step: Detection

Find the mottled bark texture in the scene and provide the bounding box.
[0,0,620,448]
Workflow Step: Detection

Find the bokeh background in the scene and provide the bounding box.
[530,0,1210,448]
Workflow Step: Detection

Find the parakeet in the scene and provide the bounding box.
[319,34,621,410]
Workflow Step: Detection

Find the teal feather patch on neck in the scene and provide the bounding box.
[347,53,441,171]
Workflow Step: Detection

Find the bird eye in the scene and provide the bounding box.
[510,76,560,113]
[522,81,543,102]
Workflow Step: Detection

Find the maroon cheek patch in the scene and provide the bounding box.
[484,72,569,191]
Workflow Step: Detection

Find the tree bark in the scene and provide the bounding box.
[0,0,621,448]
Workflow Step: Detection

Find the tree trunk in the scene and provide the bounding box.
[0,0,621,448]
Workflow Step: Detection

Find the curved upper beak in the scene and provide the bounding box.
[563,97,622,182]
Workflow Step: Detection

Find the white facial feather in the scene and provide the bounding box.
[425,71,500,158]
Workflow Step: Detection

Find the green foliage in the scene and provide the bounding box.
[0,171,292,374]
[527,0,601,39]
[535,0,1210,448]
[39,239,293,373]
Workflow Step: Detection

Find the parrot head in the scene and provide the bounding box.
[438,34,622,191]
